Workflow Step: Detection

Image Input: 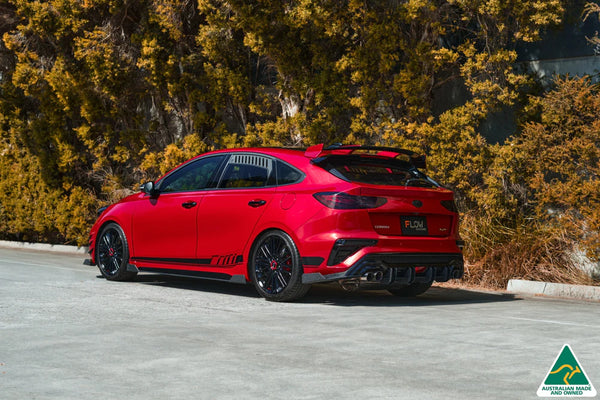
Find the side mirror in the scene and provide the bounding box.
[140,181,158,197]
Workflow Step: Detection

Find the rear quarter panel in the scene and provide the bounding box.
[243,164,355,265]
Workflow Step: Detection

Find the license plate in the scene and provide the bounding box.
[401,216,428,236]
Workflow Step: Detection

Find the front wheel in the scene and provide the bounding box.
[96,222,137,281]
[249,230,310,302]
[387,281,433,297]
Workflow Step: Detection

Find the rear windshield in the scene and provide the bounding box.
[313,155,438,188]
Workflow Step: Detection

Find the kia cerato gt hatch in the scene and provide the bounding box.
[85,144,464,301]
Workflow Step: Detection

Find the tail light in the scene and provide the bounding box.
[440,200,458,213]
[313,192,387,209]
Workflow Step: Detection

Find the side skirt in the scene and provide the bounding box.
[137,266,248,284]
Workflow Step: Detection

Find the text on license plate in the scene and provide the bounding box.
[401,216,428,236]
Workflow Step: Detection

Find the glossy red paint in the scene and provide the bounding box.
[87,145,464,299]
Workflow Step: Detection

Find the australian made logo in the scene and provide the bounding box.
[537,344,597,397]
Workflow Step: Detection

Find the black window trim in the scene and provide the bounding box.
[154,152,306,193]
[214,152,306,190]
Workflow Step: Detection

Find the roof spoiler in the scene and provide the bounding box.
[304,143,427,170]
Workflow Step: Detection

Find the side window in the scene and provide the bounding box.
[276,161,303,185]
[159,155,225,193]
[218,154,274,188]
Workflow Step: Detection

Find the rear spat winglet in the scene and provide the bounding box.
[304,143,324,158]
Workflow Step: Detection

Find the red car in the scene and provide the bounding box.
[85,144,464,301]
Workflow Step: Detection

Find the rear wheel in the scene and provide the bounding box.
[249,230,310,302]
[387,281,432,297]
[96,222,137,281]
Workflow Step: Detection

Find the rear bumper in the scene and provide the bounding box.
[302,252,464,285]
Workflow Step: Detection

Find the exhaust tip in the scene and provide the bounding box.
[360,269,386,283]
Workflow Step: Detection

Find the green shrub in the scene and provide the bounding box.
[461,77,600,287]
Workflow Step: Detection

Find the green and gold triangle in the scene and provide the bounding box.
[537,344,597,397]
[545,345,589,385]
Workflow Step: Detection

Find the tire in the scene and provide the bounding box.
[96,222,137,281]
[387,281,433,297]
[249,230,310,302]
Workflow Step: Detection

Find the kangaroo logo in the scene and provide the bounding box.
[537,344,596,397]
[550,364,582,385]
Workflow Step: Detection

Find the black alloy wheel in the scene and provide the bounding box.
[96,222,137,281]
[250,230,310,302]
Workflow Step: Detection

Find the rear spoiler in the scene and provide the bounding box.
[304,143,427,169]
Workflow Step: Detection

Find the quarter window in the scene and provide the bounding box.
[276,161,303,185]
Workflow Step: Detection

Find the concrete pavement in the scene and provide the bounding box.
[1,247,599,399]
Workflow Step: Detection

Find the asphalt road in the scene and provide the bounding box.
[1,248,599,400]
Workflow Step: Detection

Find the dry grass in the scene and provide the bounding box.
[459,212,596,290]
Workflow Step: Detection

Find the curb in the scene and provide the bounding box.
[507,279,600,301]
[0,240,89,255]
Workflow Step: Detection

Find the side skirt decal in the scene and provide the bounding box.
[131,257,211,265]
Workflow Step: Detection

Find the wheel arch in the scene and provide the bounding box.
[94,219,137,281]
[92,217,132,263]
[245,227,304,278]
[245,227,310,301]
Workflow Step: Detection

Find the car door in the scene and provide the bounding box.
[196,153,276,266]
[131,155,226,262]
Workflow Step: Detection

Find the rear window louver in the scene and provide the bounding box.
[230,154,273,173]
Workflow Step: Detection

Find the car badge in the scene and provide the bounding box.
[412,200,423,208]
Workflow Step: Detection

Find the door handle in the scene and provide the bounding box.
[181,201,197,209]
[248,199,267,208]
